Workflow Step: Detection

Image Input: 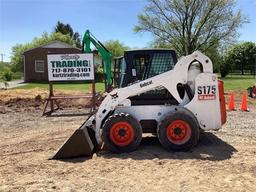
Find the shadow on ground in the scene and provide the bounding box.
[97,132,237,161]
[43,109,91,117]
[56,132,237,163]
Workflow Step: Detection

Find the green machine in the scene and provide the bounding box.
[82,30,113,91]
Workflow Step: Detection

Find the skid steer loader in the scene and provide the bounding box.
[52,51,226,159]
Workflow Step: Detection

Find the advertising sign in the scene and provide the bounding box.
[47,53,94,81]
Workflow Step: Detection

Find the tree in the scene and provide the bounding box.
[220,57,230,78]
[10,32,76,72]
[204,43,222,73]
[55,21,81,48]
[134,0,246,56]
[151,34,222,73]
[104,40,129,58]
[223,42,256,75]
[0,62,12,81]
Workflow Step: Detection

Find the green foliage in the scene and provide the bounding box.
[55,21,81,48]
[10,32,76,73]
[10,44,27,72]
[150,38,173,49]
[0,63,4,72]
[135,0,247,56]
[223,42,256,75]
[220,63,230,78]
[93,66,105,82]
[0,62,12,81]
[55,21,74,35]
[12,72,24,80]
[203,44,222,73]
[104,40,129,58]
[95,70,106,82]
[221,75,255,91]
[152,37,223,73]
[1,69,13,81]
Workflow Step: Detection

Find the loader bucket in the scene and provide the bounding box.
[51,120,97,159]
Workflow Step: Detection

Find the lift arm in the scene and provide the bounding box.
[82,30,113,91]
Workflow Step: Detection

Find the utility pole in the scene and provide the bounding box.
[0,53,5,64]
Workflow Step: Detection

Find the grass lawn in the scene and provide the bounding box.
[16,82,105,92]
[221,75,256,91]
[14,75,255,92]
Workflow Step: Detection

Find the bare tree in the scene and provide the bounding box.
[134,0,247,56]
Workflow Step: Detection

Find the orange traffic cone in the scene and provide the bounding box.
[228,92,236,111]
[240,92,249,112]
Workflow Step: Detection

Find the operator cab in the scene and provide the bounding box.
[114,49,177,87]
[114,49,178,105]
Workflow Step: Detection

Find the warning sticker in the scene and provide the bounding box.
[198,94,216,100]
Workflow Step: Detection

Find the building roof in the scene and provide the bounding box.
[23,40,81,54]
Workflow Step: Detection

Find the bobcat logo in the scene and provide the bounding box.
[140,80,153,88]
[110,93,118,99]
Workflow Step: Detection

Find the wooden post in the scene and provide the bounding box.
[102,59,107,92]
[49,82,54,113]
[91,80,96,111]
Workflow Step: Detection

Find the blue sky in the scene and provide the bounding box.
[0,0,256,62]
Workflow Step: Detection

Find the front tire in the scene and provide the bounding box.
[157,108,199,151]
[102,113,142,153]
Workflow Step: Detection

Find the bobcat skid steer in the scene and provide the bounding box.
[52,51,226,159]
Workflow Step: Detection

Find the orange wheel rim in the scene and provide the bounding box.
[166,120,191,145]
[110,121,135,146]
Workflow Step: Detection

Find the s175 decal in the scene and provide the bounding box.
[197,85,216,100]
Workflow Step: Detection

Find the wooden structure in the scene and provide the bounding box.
[42,52,98,116]
[22,41,81,82]
[42,81,96,116]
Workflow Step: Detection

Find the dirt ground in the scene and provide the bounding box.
[0,90,256,192]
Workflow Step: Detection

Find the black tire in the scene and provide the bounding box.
[102,113,142,153]
[157,108,199,151]
[199,128,205,142]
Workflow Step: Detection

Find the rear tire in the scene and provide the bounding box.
[102,113,142,153]
[157,108,199,151]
